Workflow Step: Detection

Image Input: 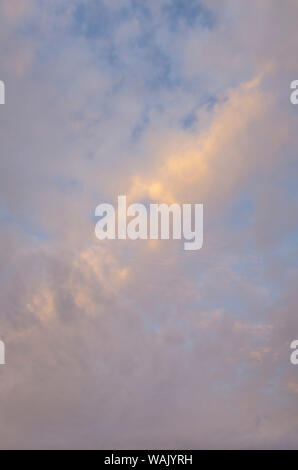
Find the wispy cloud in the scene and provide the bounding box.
[0,0,298,449]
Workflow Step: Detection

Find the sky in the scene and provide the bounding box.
[0,0,298,449]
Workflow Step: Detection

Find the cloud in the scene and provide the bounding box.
[0,0,298,449]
